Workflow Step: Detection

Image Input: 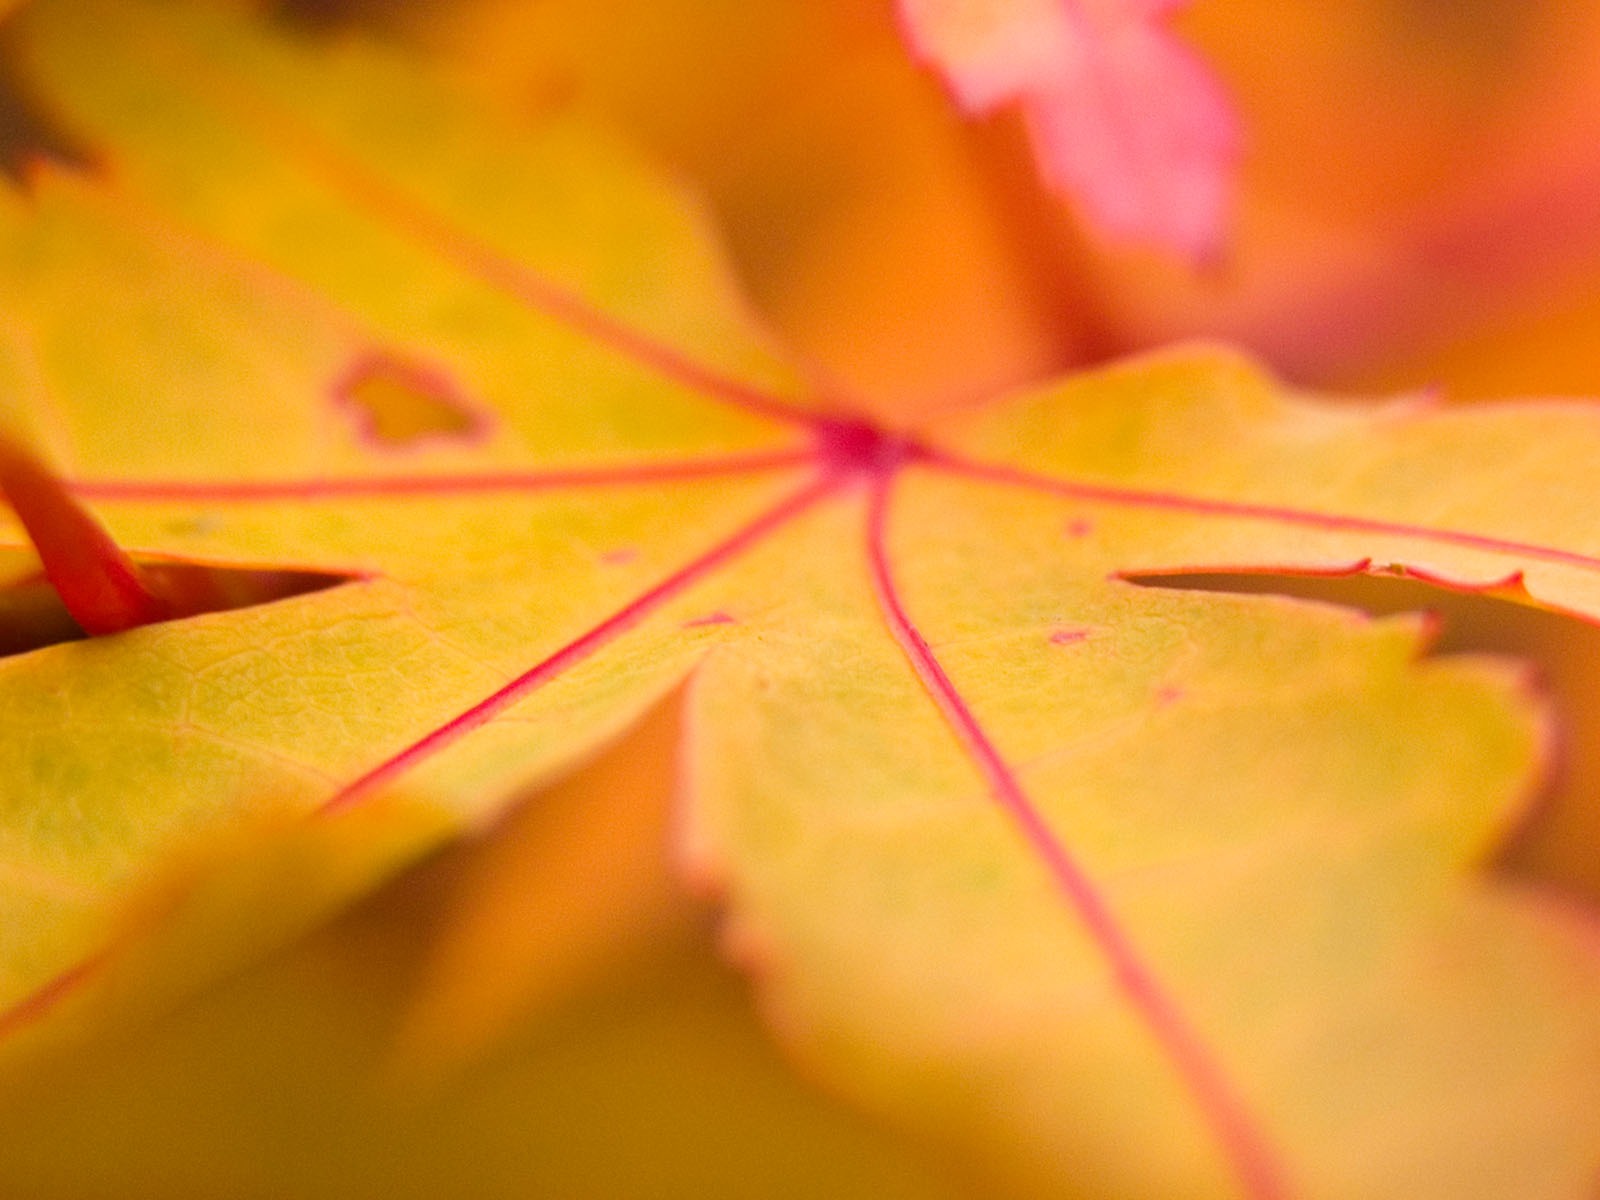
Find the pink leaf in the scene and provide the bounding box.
[896,0,1241,263]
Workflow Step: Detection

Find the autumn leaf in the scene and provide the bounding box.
[2,2,1600,1198]
[389,691,707,1079]
[0,704,965,1200]
[894,0,1240,262]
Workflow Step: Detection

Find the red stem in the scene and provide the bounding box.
[0,435,172,634]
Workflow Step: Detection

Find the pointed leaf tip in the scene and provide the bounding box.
[895,0,1241,262]
[0,434,172,635]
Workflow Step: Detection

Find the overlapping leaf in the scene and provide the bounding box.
[2,2,1600,1196]
[0,705,963,1200]
[894,0,1240,261]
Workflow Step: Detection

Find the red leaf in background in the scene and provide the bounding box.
[896,0,1240,262]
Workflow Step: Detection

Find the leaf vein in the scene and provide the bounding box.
[864,469,1290,1200]
[129,20,821,431]
[927,449,1600,574]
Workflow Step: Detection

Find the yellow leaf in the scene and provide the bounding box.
[1,3,1599,1196]
[0,735,967,1199]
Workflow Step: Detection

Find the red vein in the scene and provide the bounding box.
[67,448,816,503]
[138,27,820,431]
[0,468,835,1048]
[865,474,1290,1200]
[928,448,1600,574]
[0,951,109,1042]
[318,471,839,815]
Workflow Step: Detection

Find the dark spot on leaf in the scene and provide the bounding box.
[600,547,639,566]
[0,559,353,659]
[1127,568,1600,905]
[1065,517,1094,538]
[334,354,487,449]
[1049,626,1089,646]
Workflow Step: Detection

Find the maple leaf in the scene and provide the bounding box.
[0,706,962,1200]
[1,2,1600,1197]
[894,0,1241,262]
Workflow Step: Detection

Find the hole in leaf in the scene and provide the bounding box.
[0,552,352,659]
[0,556,79,657]
[334,355,486,449]
[1129,568,1600,904]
